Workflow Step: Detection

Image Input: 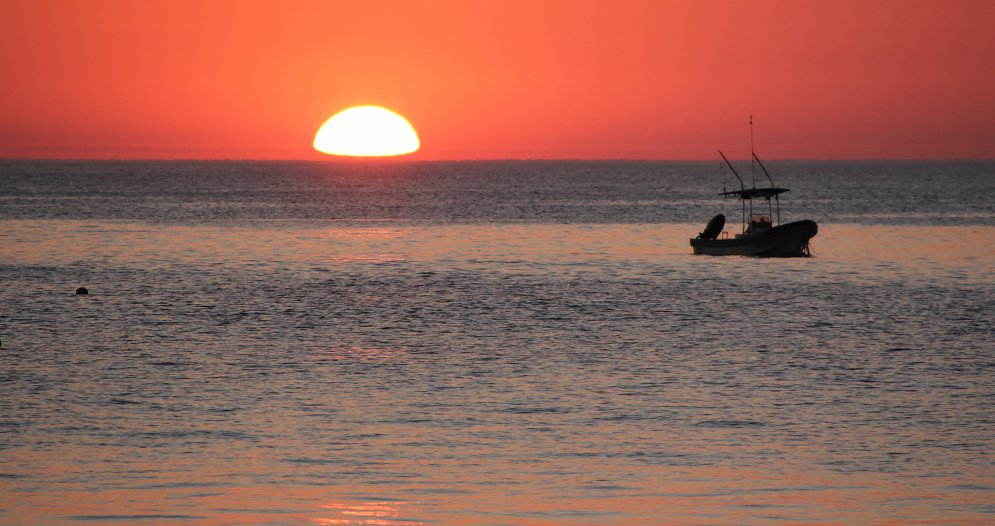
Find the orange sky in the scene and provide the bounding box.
[1,0,993,160]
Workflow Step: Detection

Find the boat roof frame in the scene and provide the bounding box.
[719,187,789,200]
[717,149,786,230]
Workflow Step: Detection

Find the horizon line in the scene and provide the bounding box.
[3,157,994,163]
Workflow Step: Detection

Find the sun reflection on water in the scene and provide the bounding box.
[2,220,991,285]
[315,500,423,525]
[321,346,410,363]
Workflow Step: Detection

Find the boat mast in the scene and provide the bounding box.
[719,150,748,233]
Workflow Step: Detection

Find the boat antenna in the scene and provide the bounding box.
[752,152,775,188]
[718,150,744,191]
[749,113,756,188]
[719,160,726,194]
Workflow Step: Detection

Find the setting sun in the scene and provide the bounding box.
[313,106,419,157]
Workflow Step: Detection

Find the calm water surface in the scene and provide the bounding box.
[0,161,993,525]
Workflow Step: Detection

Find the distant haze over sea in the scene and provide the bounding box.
[1,160,992,226]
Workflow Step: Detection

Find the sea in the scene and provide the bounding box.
[0,160,992,525]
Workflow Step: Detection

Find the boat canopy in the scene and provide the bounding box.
[719,187,789,200]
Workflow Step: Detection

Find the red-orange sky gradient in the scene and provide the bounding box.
[2,0,993,160]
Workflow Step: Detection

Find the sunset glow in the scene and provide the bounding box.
[313,106,419,157]
[0,1,992,159]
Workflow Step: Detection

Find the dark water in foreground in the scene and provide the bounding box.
[0,161,993,525]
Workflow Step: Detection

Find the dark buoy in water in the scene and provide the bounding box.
[76,287,88,295]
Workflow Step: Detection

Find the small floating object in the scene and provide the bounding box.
[75,287,88,295]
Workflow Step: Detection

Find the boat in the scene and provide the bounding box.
[690,125,817,257]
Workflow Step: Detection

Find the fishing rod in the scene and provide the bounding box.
[718,150,744,191]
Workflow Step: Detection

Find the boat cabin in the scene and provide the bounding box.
[743,214,772,235]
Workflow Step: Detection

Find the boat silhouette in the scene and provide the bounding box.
[690,123,817,257]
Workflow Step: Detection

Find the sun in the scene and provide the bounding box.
[313,106,420,157]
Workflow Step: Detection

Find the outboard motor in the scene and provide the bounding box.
[698,214,725,240]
